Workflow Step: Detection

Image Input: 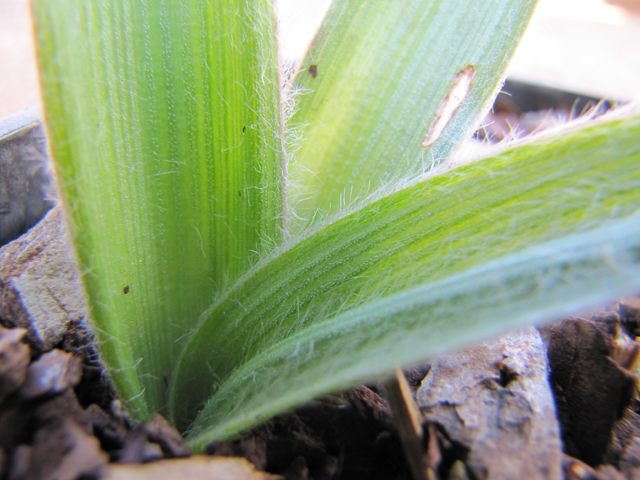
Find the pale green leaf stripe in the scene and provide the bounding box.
[188,213,640,448]
[170,115,640,429]
[286,0,537,233]
[32,0,282,418]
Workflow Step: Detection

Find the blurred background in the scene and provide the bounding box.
[1,0,639,119]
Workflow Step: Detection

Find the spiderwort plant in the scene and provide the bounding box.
[31,0,640,451]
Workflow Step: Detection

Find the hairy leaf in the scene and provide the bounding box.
[171,114,640,432]
[32,0,283,417]
[188,213,640,449]
[285,0,538,233]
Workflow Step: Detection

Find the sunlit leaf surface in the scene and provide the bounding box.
[32,0,283,417]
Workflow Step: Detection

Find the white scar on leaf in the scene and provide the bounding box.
[422,65,476,148]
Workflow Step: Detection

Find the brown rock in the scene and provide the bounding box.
[115,413,191,464]
[0,398,34,449]
[117,430,164,464]
[606,409,640,468]
[544,317,635,466]
[0,388,89,453]
[0,326,29,403]
[206,437,268,472]
[19,349,82,399]
[34,389,91,432]
[597,465,626,480]
[103,456,280,480]
[349,385,394,430]
[140,413,191,458]
[562,454,626,480]
[7,445,32,480]
[22,418,107,480]
[85,403,129,452]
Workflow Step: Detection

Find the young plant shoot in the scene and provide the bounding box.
[30,0,640,451]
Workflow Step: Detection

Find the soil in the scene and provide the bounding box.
[0,82,634,480]
[1,301,640,480]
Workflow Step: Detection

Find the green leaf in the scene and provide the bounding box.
[285,0,538,233]
[31,0,283,418]
[170,113,640,433]
[187,213,640,449]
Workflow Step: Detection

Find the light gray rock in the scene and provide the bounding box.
[0,108,55,247]
[0,206,89,351]
[416,326,562,480]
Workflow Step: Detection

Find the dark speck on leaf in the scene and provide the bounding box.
[309,65,318,78]
[242,126,246,133]
[238,190,242,197]
[123,286,130,294]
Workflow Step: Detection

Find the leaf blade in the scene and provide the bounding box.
[188,212,640,448]
[171,113,640,430]
[31,0,283,417]
[285,0,538,232]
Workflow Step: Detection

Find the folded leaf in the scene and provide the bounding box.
[285,0,538,233]
[188,212,640,449]
[171,113,640,431]
[32,0,283,417]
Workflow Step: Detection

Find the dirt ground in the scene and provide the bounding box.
[2,302,640,479]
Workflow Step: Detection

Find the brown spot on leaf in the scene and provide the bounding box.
[242,126,246,133]
[123,286,130,294]
[422,65,476,148]
[309,65,318,79]
[238,191,242,197]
